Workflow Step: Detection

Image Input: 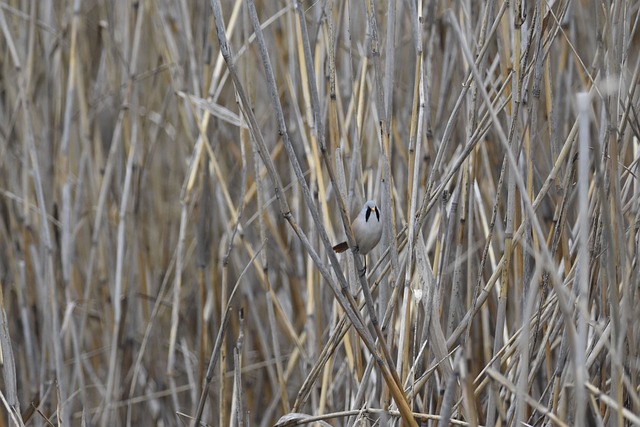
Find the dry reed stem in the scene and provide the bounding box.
[1,1,640,426]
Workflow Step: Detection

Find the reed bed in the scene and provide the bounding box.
[0,0,639,426]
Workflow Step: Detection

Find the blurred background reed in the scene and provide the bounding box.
[0,0,639,426]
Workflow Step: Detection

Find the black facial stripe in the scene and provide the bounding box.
[365,206,379,222]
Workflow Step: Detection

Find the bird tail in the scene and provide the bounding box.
[332,242,349,253]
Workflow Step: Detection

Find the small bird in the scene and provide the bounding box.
[332,200,383,256]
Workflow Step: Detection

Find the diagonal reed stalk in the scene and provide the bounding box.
[0,1,639,426]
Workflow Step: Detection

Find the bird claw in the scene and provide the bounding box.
[358,256,367,278]
[358,266,366,277]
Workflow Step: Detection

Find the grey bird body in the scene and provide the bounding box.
[333,200,383,255]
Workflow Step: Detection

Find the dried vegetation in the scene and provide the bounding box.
[0,0,639,426]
